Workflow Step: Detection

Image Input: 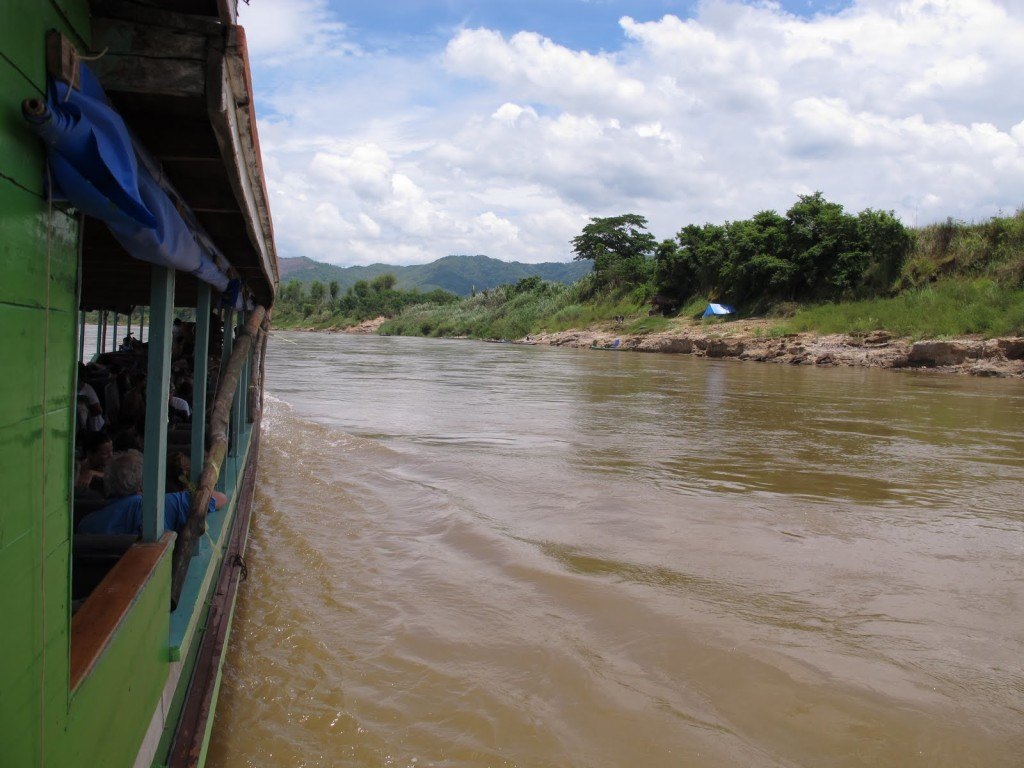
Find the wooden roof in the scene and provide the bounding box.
[81,0,276,310]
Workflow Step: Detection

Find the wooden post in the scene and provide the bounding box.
[170,306,266,607]
[230,311,245,457]
[191,284,211,487]
[112,312,118,352]
[248,313,269,424]
[78,310,86,362]
[141,266,174,542]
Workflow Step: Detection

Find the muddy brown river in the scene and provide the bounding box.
[207,332,1024,767]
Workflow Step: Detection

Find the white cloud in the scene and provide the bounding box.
[444,28,652,119]
[241,0,1024,266]
[239,0,358,64]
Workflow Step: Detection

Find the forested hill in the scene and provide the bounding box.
[279,254,592,296]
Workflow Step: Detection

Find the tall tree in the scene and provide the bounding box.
[329,280,340,302]
[281,279,303,304]
[572,214,656,288]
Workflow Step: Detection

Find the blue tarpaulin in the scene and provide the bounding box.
[23,64,231,294]
[702,303,735,317]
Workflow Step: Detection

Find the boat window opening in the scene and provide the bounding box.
[71,292,236,612]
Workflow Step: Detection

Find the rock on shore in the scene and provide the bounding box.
[526,326,1024,378]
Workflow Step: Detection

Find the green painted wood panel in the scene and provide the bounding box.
[58,546,173,768]
[46,309,77,413]
[0,58,45,197]
[50,0,92,47]
[0,4,92,767]
[0,520,44,765]
[0,417,44,550]
[0,170,81,315]
[0,1,93,195]
[43,413,73,556]
[0,303,47,427]
[0,524,44,666]
[1,668,41,765]
[45,210,81,314]
[43,544,71,691]
[0,182,48,308]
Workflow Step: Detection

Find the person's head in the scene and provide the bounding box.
[166,451,191,492]
[104,450,144,498]
[83,430,113,468]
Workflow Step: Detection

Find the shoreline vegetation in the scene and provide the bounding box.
[274,197,1024,378]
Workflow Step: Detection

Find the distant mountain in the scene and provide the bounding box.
[278,254,592,297]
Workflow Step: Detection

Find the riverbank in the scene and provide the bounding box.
[281,318,1024,378]
[525,320,1024,378]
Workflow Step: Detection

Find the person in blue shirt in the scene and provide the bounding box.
[78,449,227,535]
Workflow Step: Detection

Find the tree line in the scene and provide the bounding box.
[276,273,458,324]
[572,192,914,311]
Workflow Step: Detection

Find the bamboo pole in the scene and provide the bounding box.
[248,314,270,423]
[171,305,266,608]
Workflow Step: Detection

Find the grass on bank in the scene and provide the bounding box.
[777,279,1024,340]
[380,278,647,339]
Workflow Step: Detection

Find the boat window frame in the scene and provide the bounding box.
[140,265,175,541]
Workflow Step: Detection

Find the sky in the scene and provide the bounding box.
[238,0,1024,266]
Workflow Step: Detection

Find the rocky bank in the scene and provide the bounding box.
[525,325,1024,379]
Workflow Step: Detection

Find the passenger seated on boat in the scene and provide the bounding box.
[119,374,146,429]
[104,375,120,426]
[166,451,191,493]
[78,364,105,432]
[76,430,113,493]
[175,377,194,407]
[77,450,227,536]
[168,383,192,421]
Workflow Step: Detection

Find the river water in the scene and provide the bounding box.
[207,332,1024,768]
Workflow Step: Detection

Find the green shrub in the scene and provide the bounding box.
[902,210,1024,288]
[779,278,1024,339]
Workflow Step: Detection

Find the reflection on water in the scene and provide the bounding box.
[209,333,1024,767]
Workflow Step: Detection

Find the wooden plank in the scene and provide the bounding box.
[142,265,174,542]
[90,0,222,37]
[90,16,208,97]
[206,30,277,305]
[95,56,206,97]
[70,533,174,691]
[46,29,80,89]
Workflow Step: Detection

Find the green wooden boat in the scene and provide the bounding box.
[1,3,277,766]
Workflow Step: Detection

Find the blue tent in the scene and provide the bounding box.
[702,303,735,317]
